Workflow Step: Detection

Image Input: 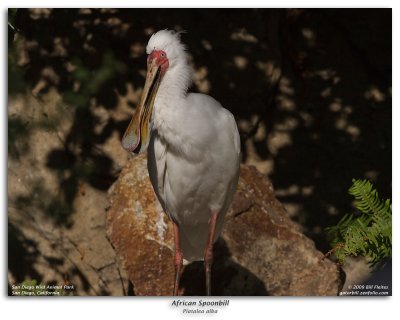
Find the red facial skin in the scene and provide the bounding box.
[148,50,169,76]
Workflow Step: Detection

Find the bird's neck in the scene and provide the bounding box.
[152,62,194,157]
[157,62,191,101]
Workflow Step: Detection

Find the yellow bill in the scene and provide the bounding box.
[122,60,162,154]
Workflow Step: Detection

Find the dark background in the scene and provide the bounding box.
[8,8,392,294]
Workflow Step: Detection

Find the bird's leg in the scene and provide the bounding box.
[172,221,183,296]
[204,211,218,296]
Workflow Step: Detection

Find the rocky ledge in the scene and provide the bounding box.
[106,153,343,296]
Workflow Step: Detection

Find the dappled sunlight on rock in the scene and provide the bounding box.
[256,60,281,84]
[130,42,145,58]
[29,8,52,20]
[315,68,337,81]
[254,120,267,141]
[332,105,361,141]
[268,131,292,155]
[78,8,92,15]
[301,186,314,196]
[364,85,387,103]
[233,55,248,70]
[278,76,295,95]
[276,76,296,111]
[193,66,210,93]
[301,28,316,47]
[275,184,300,197]
[201,39,212,51]
[364,170,379,182]
[329,99,342,112]
[320,86,332,98]
[346,125,360,138]
[52,37,69,57]
[230,28,258,43]
[274,117,299,131]
[326,204,339,216]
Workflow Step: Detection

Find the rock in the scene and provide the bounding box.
[106,153,344,296]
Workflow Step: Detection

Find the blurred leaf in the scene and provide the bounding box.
[64,51,126,109]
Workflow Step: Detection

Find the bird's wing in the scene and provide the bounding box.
[147,132,170,219]
[225,109,241,155]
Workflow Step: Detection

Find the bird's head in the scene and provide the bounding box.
[122,30,188,154]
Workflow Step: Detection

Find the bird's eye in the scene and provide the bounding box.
[160,52,166,58]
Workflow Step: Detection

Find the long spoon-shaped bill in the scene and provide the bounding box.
[122,60,161,154]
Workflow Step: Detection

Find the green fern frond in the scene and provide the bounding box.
[326,179,392,267]
[349,179,391,217]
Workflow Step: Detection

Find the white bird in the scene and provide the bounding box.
[121,30,240,296]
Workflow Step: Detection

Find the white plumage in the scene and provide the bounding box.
[122,30,240,294]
